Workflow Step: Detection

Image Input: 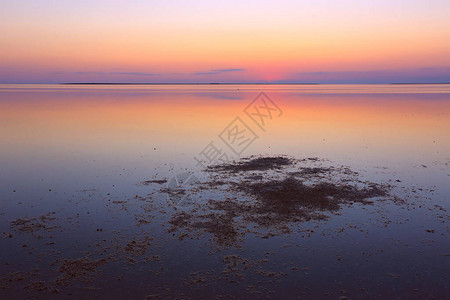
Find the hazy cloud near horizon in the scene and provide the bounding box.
[194,68,246,76]
[1,67,450,84]
[280,67,450,84]
[110,72,160,76]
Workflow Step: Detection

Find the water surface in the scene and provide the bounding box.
[0,84,449,299]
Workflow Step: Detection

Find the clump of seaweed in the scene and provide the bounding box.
[170,210,242,246]
[124,237,153,255]
[167,156,392,246]
[243,177,385,211]
[10,212,58,234]
[207,156,293,173]
[139,179,168,185]
[55,257,108,286]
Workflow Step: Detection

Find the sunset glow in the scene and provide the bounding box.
[2,1,450,298]
[1,0,450,83]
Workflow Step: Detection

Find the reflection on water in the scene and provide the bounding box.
[0,84,449,299]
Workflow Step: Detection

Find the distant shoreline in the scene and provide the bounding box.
[1,82,449,85]
[60,83,321,85]
[58,82,450,85]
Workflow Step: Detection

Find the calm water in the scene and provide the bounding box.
[0,84,449,299]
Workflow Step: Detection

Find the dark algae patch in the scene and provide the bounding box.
[55,257,109,286]
[243,178,385,212]
[168,156,392,245]
[207,156,293,172]
[139,179,168,185]
[10,212,59,234]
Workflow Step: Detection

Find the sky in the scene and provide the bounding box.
[1,0,450,83]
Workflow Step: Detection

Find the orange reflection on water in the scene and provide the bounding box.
[0,85,449,166]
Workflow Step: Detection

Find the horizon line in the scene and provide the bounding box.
[53,82,450,85]
[1,82,450,85]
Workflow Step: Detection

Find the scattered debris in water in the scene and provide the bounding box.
[55,257,109,286]
[168,156,392,246]
[10,212,59,234]
[124,237,153,255]
[207,156,293,173]
[139,179,168,185]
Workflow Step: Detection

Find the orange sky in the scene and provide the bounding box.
[1,0,450,83]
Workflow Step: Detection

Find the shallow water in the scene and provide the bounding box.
[0,84,449,299]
